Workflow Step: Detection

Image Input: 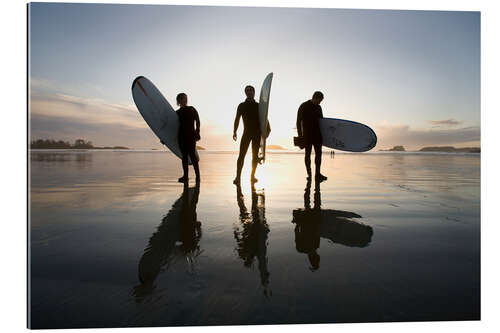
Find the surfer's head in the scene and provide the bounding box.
[311,91,324,105]
[244,85,255,99]
[176,93,188,107]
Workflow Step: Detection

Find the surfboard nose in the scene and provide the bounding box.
[132,76,146,90]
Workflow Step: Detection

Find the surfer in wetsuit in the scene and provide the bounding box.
[296,91,327,182]
[176,93,200,183]
[233,85,271,185]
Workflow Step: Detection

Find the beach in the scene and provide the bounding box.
[29,150,480,328]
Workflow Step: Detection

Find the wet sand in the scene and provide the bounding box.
[29,150,480,328]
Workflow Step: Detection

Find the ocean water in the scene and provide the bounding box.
[28,150,480,328]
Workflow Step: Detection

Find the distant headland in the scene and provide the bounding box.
[380,145,480,153]
[267,145,286,150]
[30,139,129,150]
[380,145,405,152]
[418,146,480,153]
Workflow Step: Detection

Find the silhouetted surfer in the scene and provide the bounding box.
[233,85,270,185]
[296,91,327,182]
[176,93,200,183]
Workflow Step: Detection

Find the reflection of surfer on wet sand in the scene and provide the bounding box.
[233,184,271,297]
[132,183,201,301]
[292,179,373,271]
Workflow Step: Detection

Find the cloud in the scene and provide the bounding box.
[29,113,157,149]
[375,124,480,150]
[30,78,57,91]
[30,92,147,130]
[429,119,463,127]
[29,90,239,150]
[31,80,479,151]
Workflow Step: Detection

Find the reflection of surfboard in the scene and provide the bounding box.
[319,118,377,152]
[318,211,372,247]
[258,73,273,163]
[292,209,373,247]
[131,76,199,164]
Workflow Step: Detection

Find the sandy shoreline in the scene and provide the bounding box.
[29,151,480,328]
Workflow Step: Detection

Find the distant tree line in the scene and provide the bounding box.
[30,139,94,149]
[30,139,129,149]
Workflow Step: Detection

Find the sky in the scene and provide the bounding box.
[28,3,480,150]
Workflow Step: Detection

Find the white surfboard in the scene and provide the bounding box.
[319,118,377,152]
[132,76,199,164]
[258,72,273,163]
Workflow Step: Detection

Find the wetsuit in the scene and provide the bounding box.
[296,100,323,177]
[234,98,261,180]
[177,106,200,179]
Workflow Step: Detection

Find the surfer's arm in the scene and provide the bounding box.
[296,105,303,137]
[233,105,242,140]
[194,108,200,134]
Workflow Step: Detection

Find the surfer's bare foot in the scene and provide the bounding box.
[233,178,240,185]
[251,177,258,183]
[178,176,188,183]
[316,174,327,182]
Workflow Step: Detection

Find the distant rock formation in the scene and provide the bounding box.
[380,145,406,152]
[267,145,285,150]
[419,146,480,153]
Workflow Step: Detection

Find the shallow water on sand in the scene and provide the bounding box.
[29,151,480,328]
